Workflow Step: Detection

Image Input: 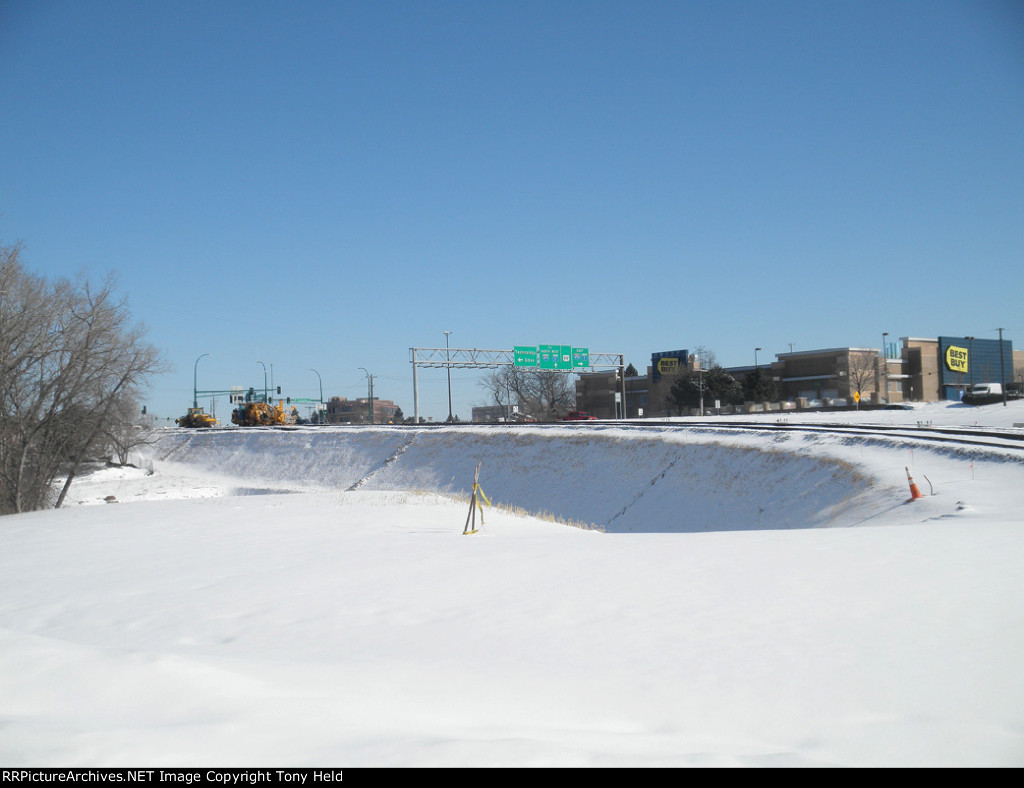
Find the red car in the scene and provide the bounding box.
[560,411,597,421]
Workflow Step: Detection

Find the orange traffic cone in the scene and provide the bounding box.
[905,467,923,501]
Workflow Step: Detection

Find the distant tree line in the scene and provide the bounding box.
[0,242,164,514]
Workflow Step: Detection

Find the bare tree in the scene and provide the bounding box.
[0,243,165,514]
[479,366,575,421]
[95,393,156,467]
[839,351,880,403]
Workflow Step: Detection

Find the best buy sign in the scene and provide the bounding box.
[657,357,680,375]
[945,345,969,374]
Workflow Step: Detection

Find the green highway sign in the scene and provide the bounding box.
[515,344,591,370]
[514,346,538,367]
[538,344,570,369]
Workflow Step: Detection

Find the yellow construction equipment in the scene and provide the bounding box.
[231,400,298,427]
[176,407,218,428]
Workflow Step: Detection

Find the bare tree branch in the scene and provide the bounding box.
[1,244,165,514]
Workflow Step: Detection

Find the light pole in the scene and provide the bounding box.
[998,327,1008,406]
[359,367,374,424]
[309,368,323,424]
[257,361,268,403]
[881,332,889,403]
[698,364,705,417]
[444,330,453,422]
[965,336,975,389]
[752,348,763,405]
[193,353,210,409]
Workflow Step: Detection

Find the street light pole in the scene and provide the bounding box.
[998,327,1008,406]
[699,365,705,417]
[444,330,453,422]
[257,361,268,403]
[965,336,975,390]
[881,332,889,403]
[309,368,323,423]
[754,347,762,368]
[193,353,210,409]
[359,367,374,424]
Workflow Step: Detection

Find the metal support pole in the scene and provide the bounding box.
[412,349,420,424]
[359,367,373,424]
[620,355,627,419]
[309,369,323,423]
[998,328,1008,406]
[193,353,210,409]
[881,332,889,402]
[699,367,705,418]
[444,330,453,422]
[965,336,975,390]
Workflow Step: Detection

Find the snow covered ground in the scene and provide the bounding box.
[2,401,1023,767]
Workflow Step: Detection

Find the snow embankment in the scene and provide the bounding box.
[126,423,991,533]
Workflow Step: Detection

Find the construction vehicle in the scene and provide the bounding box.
[176,407,218,428]
[231,400,299,427]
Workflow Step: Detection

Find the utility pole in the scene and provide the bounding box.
[699,366,705,417]
[998,327,1008,406]
[444,330,453,422]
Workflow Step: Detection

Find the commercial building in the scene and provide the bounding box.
[904,336,1014,401]
[574,335,1018,417]
[325,396,401,424]
[766,347,898,405]
[573,370,649,419]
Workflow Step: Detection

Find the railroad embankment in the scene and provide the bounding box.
[149,425,882,533]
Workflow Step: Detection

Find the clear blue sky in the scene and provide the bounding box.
[3,0,1022,422]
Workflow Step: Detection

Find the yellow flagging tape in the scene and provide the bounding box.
[464,464,490,534]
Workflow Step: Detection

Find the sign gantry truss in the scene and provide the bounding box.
[409,346,626,422]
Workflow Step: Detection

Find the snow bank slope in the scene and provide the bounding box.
[147,425,892,532]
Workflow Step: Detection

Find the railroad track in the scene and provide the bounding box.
[435,418,1024,454]
[168,419,1024,454]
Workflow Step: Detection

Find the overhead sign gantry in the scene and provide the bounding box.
[409,344,626,422]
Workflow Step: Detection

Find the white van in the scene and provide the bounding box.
[968,383,1002,396]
